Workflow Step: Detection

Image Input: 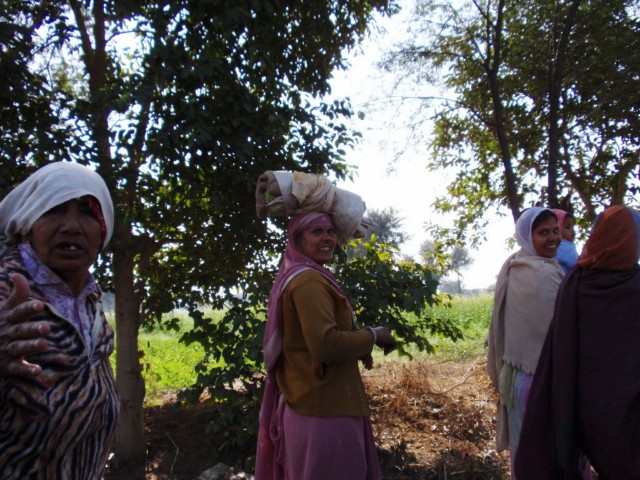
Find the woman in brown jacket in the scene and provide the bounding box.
[256,211,396,480]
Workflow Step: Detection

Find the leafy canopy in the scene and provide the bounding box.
[381,0,640,245]
[1,0,401,467]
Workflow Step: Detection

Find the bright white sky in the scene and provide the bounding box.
[328,0,517,290]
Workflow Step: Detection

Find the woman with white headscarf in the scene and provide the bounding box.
[0,161,120,479]
[486,207,564,478]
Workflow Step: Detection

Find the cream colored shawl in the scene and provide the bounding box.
[486,207,564,451]
[488,252,564,378]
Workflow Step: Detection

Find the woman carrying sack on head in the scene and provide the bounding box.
[255,211,396,480]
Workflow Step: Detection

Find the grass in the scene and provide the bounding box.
[111,294,494,405]
[110,311,224,406]
[138,326,204,405]
[425,293,493,359]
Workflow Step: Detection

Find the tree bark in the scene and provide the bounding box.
[546,0,582,208]
[484,0,521,221]
[69,1,147,473]
[112,227,146,477]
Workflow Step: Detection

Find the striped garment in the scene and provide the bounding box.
[0,248,120,479]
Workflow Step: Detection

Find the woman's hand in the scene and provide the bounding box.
[0,273,50,377]
[372,326,397,355]
[360,353,374,370]
[361,326,397,369]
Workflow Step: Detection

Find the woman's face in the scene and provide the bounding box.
[299,224,337,264]
[562,216,576,242]
[532,216,561,258]
[29,198,102,293]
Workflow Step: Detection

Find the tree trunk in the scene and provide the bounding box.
[547,0,582,208]
[67,1,146,473]
[485,0,522,221]
[112,227,146,478]
[69,2,147,473]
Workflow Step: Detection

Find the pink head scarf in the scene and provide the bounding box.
[263,211,346,370]
[552,209,568,230]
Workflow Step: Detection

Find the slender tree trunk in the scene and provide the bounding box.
[112,227,146,478]
[547,0,582,208]
[69,1,147,473]
[490,74,520,222]
[484,0,521,221]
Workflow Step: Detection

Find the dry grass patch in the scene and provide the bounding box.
[364,354,510,479]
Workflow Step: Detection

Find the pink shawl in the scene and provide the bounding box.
[256,212,351,479]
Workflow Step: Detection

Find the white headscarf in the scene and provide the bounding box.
[0,161,114,257]
[515,207,555,256]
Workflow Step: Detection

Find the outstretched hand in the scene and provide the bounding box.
[0,273,50,377]
[373,326,398,355]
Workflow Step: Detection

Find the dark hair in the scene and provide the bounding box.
[532,209,557,231]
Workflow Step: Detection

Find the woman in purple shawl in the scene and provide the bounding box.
[515,205,640,479]
[255,211,396,480]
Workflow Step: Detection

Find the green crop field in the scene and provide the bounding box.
[424,293,493,359]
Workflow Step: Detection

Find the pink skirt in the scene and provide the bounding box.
[280,401,381,480]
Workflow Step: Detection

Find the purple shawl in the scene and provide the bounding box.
[515,206,640,479]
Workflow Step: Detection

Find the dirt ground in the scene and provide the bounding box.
[107,353,511,479]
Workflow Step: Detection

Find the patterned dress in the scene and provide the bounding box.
[0,247,120,479]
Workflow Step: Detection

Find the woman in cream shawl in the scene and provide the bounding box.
[486,207,564,477]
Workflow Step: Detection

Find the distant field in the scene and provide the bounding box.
[424,293,493,359]
[110,294,494,405]
[109,312,218,405]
